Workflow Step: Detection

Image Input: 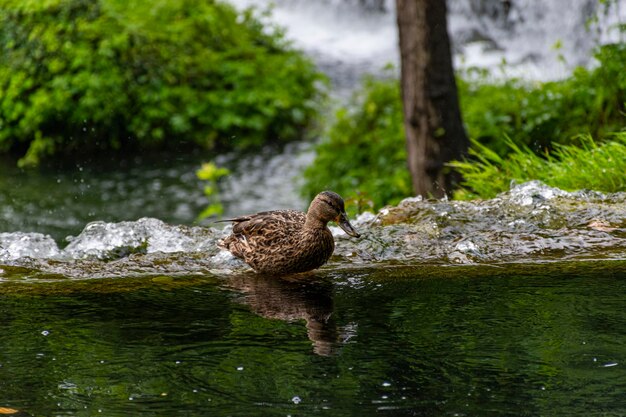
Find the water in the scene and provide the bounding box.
[1,181,625,276]
[0,152,209,243]
[0,142,313,243]
[3,4,626,411]
[1,262,626,416]
[231,0,626,88]
[1,182,626,415]
[448,0,626,79]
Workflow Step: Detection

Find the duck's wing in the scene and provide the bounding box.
[218,210,306,262]
[228,210,305,236]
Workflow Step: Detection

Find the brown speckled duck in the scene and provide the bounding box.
[218,191,360,274]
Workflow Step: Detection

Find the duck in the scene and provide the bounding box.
[217,191,360,274]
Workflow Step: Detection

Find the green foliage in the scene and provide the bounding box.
[451,133,626,199]
[0,0,324,166]
[458,42,626,155]
[302,76,411,213]
[304,42,626,207]
[197,161,230,219]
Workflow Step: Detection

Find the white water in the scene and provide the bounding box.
[229,0,626,86]
[216,142,315,215]
[2,182,626,278]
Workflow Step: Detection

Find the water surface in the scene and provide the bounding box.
[1,262,625,417]
[1,181,626,416]
[0,143,312,243]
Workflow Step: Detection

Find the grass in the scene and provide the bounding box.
[451,132,626,199]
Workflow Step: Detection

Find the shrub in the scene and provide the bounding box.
[458,42,626,155]
[0,0,324,166]
[301,75,411,213]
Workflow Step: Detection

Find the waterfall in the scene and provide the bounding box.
[229,0,626,86]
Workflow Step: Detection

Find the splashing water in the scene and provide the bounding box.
[1,181,625,280]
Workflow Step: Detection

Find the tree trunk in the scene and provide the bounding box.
[396,0,469,198]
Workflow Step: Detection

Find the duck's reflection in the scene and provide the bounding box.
[226,274,340,356]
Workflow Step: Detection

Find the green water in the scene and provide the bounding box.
[0,143,310,244]
[1,262,626,416]
[0,153,209,242]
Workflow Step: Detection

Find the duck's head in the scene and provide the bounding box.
[308,191,360,238]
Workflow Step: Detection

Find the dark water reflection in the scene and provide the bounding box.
[1,263,626,416]
[226,274,339,356]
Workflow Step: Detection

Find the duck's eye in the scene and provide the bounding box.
[322,198,339,212]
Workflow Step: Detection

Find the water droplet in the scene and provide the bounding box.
[603,362,618,367]
[41,330,50,336]
[382,381,391,387]
[291,396,302,404]
[237,366,244,371]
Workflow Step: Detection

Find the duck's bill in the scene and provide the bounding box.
[338,213,360,238]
